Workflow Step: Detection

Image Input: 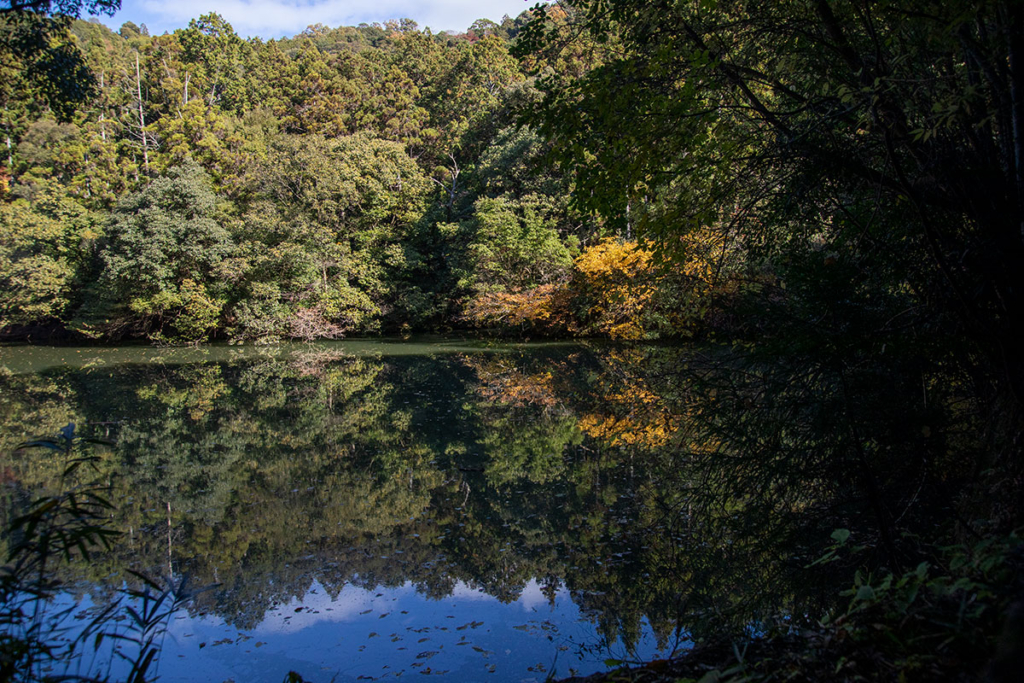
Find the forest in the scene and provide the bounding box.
[3,0,1024,681]
[1,1,722,345]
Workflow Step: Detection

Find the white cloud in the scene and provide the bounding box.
[254,579,388,634]
[108,0,536,39]
[248,579,558,635]
[518,579,562,610]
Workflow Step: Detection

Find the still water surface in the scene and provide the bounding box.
[4,339,720,682]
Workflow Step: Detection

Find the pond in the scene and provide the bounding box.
[1,338,922,682]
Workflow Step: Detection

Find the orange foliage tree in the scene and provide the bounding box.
[462,283,573,334]
[464,232,742,339]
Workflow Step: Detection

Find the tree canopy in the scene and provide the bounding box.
[518,0,1024,403]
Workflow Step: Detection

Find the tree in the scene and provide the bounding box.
[117,20,139,39]
[467,195,576,294]
[418,33,524,198]
[0,181,99,329]
[518,0,1024,405]
[178,13,257,115]
[271,41,365,136]
[151,99,248,194]
[1,1,120,121]
[100,160,234,341]
[233,132,431,339]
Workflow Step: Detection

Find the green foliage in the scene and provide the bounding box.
[659,535,1024,683]
[0,8,607,341]
[3,4,1024,678]
[1,9,103,123]
[520,0,1024,400]
[227,132,432,340]
[1,424,114,680]
[0,181,100,328]
[100,160,233,341]
[467,195,576,293]
[178,13,255,115]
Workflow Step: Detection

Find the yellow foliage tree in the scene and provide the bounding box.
[464,232,742,339]
[572,238,655,340]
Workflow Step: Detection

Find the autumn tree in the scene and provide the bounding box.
[519,0,1024,404]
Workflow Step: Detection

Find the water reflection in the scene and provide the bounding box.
[0,339,960,680]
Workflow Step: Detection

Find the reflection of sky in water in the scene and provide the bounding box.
[5,342,699,682]
[83,579,686,682]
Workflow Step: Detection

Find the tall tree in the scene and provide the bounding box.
[519,0,1024,406]
[100,160,234,341]
[1,1,120,121]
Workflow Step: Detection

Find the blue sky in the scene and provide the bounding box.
[92,1,539,39]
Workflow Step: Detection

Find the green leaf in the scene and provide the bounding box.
[831,528,851,544]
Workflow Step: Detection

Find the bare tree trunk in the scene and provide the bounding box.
[429,153,461,221]
[3,104,11,169]
[98,72,107,143]
[207,69,220,108]
[135,51,150,175]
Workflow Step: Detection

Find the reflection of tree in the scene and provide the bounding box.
[2,340,978,654]
[575,349,681,450]
[0,368,90,554]
[463,354,582,486]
